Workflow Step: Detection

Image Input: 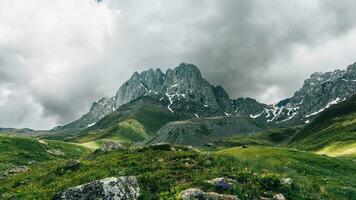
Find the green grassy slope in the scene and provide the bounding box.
[217,146,356,199]
[288,95,356,156]
[1,146,355,199]
[45,97,178,146]
[0,135,89,173]
[212,127,300,149]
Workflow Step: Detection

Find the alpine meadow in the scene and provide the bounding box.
[0,0,356,200]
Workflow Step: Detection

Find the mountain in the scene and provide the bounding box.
[288,94,356,156]
[62,62,356,130]
[259,62,356,125]
[60,63,235,130]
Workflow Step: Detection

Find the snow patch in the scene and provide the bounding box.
[250,111,264,119]
[87,122,96,127]
[305,97,342,118]
[165,93,174,113]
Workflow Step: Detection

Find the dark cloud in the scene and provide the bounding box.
[1,0,356,129]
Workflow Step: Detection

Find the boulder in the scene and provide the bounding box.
[273,193,286,200]
[54,176,140,200]
[281,178,293,186]
[100,141,125,152]
[180,188,240,200]
[205,177,235,190]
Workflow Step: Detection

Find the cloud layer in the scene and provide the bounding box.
[1,0,356,129]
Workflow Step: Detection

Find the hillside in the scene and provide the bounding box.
[45,97,179,147]
[211,127,300,149]
[288,94,356,156]
[147,116,268,146]
[0,135,89,174]
[216,146,356,199]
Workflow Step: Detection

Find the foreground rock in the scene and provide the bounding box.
[205,177,235,190]
[281,178,293,187]
[54,176,140,200]
[180,188,240,200]
[273,193,286,200]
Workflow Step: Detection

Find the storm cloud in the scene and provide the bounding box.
[1,0,356,129]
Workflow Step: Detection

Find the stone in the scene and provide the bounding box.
[205,143,214,147]
[205,177,235,190]
[54,176,140,200]
[180,188,240,200]
[273,193,286,200]
[281,178,293,186]
[100,141,125,152]
[1,166,29,179]
[28,160,37,165]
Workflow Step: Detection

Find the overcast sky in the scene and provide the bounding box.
[1,0,356,129]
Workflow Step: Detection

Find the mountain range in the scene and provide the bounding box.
[60,62,356,129]
[46,62,356,146]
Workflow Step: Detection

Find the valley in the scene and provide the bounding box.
[0,63,355,199]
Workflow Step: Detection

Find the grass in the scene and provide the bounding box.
[288,94,356,155]
[201,127,299,151]
[217,146,356,199]
[0,135,89,173]
[315,142,356,157]
[1,144,355,200]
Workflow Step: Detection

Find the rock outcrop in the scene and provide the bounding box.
[0,166,29,179]
[205,177,235,190]
[180,188,240,200]
[99,141,125,152]
[54,176,140,200]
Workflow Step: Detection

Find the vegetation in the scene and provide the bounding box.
[44,97,179,145]
[0,135,89,173]
[1,143,355,200]
[289,95,356,156]
[206,127,300,150]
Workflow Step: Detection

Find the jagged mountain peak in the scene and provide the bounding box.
[64,63,234,129]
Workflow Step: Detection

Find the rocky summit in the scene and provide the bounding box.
[60,62,356,130]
